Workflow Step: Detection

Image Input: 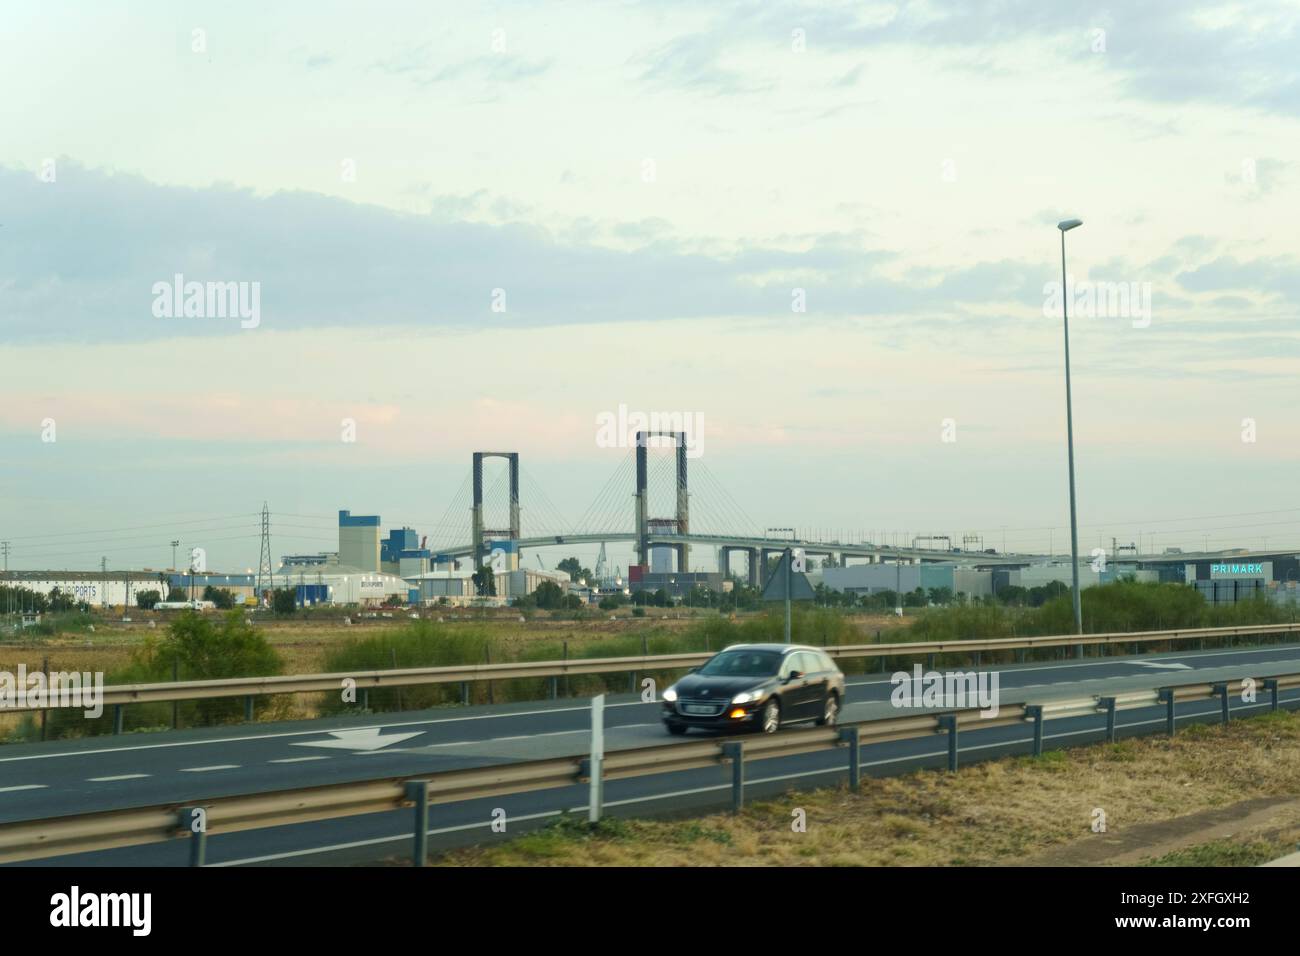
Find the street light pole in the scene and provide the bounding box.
[1058,218,1084,645]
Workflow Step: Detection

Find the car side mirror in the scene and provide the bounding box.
[785,670,802,682]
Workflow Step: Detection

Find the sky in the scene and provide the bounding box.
[1,0,1298,574]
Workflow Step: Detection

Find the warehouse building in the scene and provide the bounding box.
[818,563,994,599]
[0,570,170,608]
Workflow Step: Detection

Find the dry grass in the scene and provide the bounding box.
[432,710,1300,867]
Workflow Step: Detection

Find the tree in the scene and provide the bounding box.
[203,585,236,609]
[997,584,1029,606]
[471,565,497,597]
[47,587,76,612]
[166,587,189,602]
[136,589,162,610]
[556,557,592,583]
[533,580,566,610]
[142,610,283,724]
[271,588,297,615]
[926,586,954,606]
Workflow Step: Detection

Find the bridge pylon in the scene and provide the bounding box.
[635,431,690,572]
[472,452,520,569]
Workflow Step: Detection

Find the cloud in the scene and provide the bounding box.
[631,0,1300,115]
[0,161,1097,345]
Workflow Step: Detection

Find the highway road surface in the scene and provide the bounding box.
[4,641,1299,866]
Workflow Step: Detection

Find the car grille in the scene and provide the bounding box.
[675,699,728,717]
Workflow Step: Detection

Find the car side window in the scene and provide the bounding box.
[818,651,836,672]
[779,653,799,678]
[798,652,821,675]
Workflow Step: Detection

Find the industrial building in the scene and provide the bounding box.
[381,528,433,578]
[0,571,170,608]
[338,510,381,572]
[405,567,576,606]
[817,563,994,600]
[629,569,729,600]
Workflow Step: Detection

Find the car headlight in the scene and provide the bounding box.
[731,689,764,705]
[662,687,677,702]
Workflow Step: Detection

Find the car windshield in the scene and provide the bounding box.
[697,650,781,678]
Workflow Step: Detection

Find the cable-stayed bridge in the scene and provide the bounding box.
[420,437,1043,583]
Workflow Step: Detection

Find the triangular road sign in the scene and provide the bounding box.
[761,550,817,601]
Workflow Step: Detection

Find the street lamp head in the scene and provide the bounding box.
[1057,218,1083,232]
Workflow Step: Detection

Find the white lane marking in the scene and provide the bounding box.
[208,694,1299,866]
[1130,660,1193,670]
[293,728,424,752]
[0,701,660,764]
[180,765,239,773]
[0,784,46,793]
[268,757,329,764]
[86,774,150,782]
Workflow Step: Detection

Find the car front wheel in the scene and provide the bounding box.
[666,722,688,736]
[759,698,781,734]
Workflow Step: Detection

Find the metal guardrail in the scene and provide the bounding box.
[2,667,1297,866]
[2,622,1297,718]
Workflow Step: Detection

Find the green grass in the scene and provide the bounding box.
[1140,839,1286,867]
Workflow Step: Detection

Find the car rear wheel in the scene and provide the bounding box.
[816,692,839,727]
[759,698,781,734]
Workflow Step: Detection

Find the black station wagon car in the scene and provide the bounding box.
[661,643,846,735]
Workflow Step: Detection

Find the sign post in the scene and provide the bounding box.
[761,548,815,644]
[588,693,605,824]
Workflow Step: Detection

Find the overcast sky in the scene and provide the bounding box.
[2,0,1298,573]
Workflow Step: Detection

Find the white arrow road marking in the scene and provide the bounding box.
[292,728,425,752]
[1130,660,1193,670]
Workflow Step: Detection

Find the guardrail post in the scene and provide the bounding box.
[926,653,935,670]
[629,670,636,693]
[588,694,605,824]
[178,807,206,867]
[171,660,180,730]
[1213,683,1230,725]
[112,704,123,735]
[1101,696,1117,743]
[973,651,981,668]
[361,688,369,711]
[937,714,958,772]
[1015,648,1025,664]
[1264,678,1279,712]
[460,682,469,706]
[1024,704,1044,756]
[39,656,48,742]
[1158,688,1175,736]
[405,781,430,867]
[549,675,558,700]
[722,741,745,810]
[244,695,254,722]
[838,726,860,788]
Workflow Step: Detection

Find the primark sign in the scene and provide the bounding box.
[1209,561,1272,580]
